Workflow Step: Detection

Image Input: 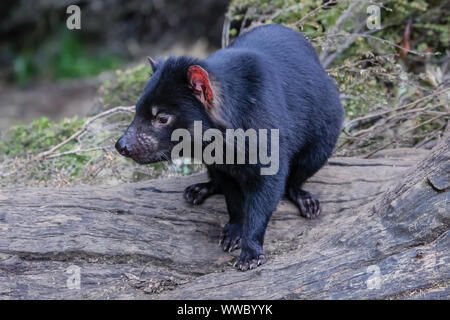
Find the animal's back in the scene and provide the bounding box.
[229,24,321,67]
[228,24,343,152]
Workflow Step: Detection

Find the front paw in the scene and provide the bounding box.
[219,223,242,252]
[183,182,217,205]
[235,241,266,271]
[236,248,267,271]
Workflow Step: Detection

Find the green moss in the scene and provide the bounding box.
[0,117,84,158]
[0,116,90,184]
[100,63,151,108]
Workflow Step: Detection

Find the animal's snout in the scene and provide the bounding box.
[115,123,161,164]
[115,137,131,157]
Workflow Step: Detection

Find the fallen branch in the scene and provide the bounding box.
[1,143,448,299]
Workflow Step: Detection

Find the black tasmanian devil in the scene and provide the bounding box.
[115,24,343,271]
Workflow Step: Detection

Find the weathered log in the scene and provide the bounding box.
[0,140,448,299]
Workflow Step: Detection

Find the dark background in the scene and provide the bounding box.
[0,0,229,128]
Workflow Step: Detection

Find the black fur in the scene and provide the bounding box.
[116,24,343,271]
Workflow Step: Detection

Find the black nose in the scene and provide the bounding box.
[115,137,130,157]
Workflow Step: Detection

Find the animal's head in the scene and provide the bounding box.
[115,56,223,164]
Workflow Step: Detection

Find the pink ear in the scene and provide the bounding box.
[187,65,214,107]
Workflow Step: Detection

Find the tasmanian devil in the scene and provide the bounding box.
[115,24,343,271]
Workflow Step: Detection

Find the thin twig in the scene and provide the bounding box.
[402,113,450,135]
[35,106,134,161]
[322,23,368,68]
[318,0,364,64]
[45,146,113,159]
[270,3,304,21]
[290,0,345,28]
[344,87,450,131]
[364,140,395,158]
[222,11,231,48]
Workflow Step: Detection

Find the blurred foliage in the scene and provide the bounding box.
[99,63,150,108]
[12,53,38,85]
[50,30,121,79]
[11,29,121,85]
[227,0,449,60]
[1,0,228,84]
[226,0,450,155]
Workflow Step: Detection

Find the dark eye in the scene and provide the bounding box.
[156,114,170,124]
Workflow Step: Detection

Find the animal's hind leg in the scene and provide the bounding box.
[288,186,321,219]
[287,151,328,219]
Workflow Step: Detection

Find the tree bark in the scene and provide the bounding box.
[0,139,448,299]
